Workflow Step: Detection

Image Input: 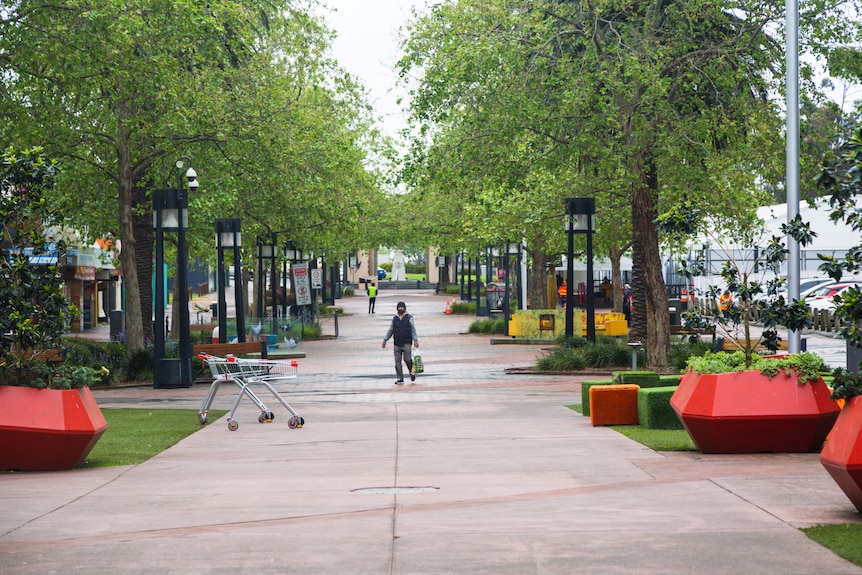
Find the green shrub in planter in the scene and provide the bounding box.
[612,371,661,387]
[637,387,684,429]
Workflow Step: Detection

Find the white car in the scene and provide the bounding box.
[806,283,858,312]
[754,278,834,304]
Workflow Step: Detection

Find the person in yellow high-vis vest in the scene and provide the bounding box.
[368,282,378,313]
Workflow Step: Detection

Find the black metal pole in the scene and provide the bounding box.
[565,208,575,339]
[234,238,246,342]
[504,249,511,336]
[216,221,227,343]
[153,190,165,366]
[586,226,596,343]
[176,185,192,387]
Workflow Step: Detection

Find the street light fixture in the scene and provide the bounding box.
[153,157,198,389]
[215,218,244,343]
[565,197,596,342]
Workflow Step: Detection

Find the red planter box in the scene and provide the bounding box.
[670,369,840,454]
[821,396,862,512]
[0,386,108,471]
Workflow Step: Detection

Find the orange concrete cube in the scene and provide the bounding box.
[590,384,640,426]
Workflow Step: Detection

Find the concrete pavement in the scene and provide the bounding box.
[2,290,862,574]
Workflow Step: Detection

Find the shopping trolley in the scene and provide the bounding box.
[197,353,304,431]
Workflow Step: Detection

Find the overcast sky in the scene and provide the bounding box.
[321,1,424,140]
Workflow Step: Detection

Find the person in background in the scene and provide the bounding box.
[382,301,419,385]
[368,282,377,313]
[719,289,733,318]
[623,284,632,322]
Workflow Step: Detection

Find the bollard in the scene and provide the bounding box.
[627,341,643,370]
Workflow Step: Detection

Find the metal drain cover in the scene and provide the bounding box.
[353,486,439,494]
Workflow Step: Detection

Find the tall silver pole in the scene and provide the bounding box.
[786,0,801,353]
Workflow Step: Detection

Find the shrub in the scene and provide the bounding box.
[468,318,505,334]
[451,301,476,314]
[667,339,713,372]
[536,347,587,371]
[684,350,827,383]
[126,346,155,382]
[535,337,635,371]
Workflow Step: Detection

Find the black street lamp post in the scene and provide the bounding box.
[153,158,198,388]
[256,235,278,335]
[503,241,520,337]
[215,218,244,343]
[565,198,596,342]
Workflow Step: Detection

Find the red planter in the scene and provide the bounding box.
[670,369,840,454]
[821,396,862,512]
[0,386,108,471]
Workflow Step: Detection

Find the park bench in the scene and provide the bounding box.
[193,341,269,359]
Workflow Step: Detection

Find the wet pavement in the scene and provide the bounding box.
[2,290,861,574]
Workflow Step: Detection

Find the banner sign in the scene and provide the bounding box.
[293,263,312,306]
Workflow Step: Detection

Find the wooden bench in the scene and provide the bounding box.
[670,325,715,337]
[719,338,789,352]
[193,341,269,359]
[1,348,66,364]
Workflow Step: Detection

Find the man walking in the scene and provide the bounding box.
[382,301,419,385]
[368,282,377,313]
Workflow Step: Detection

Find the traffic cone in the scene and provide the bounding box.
[444,299,452,314]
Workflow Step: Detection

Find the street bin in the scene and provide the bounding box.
[109,310,124,341]
[485,282,505,314]
[668,298,681,326]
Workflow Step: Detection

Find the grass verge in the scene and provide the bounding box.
[567,404,697,451]
[80,408,227,467]
[802,524,862,567]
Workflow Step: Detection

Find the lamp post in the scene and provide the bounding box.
[503,241,520,336]
[215,218,244,343]
[256,235,277,335]
[565,198,596,342]
[284,240,308,314]
[152,158,198,389]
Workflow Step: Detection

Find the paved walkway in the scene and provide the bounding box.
[2,291,861,574]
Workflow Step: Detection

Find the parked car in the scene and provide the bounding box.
[754,277,834,304]
[806,283,858,312]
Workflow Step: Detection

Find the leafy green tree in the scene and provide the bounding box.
[0,147,98,388]
[0,0,385,351]
[399,0,859,368]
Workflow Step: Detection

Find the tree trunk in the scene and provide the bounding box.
[131,183,154,344]
[116,115,143,352]
[527,247,550,309]
[631,152,670,370]
[609,244,625,313]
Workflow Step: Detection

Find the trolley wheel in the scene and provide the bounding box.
[199,413,208,425]
[228,420,239,431]
[258,413,266,424]
[296,416,305,428]
[266,411,275,422]
[288,416,299,429]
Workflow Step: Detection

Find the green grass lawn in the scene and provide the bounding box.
[802,524,862,566]
[80,408,227,467]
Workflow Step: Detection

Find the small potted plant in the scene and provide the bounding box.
[670,351,839,453]
[0,146,107,471]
